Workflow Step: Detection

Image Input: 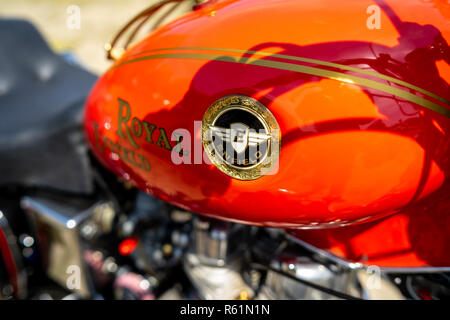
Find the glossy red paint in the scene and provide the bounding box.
[293,180,450,268]
[84,0,450,267]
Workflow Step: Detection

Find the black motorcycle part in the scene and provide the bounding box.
[0,19,97,194]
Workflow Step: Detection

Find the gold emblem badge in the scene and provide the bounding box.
[202,95,281,180]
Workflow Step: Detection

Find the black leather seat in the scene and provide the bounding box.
[0,19,97,193]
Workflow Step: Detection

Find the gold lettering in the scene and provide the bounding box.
[173,134,189,156]
[137,154,151,171]
[131,117,143,137]
[116,99,139,149]
[95,125,151,172]
[142,121,156,144]
[103,136,122,154]
[115,98,173,154]
[222,151,231,161]
[92,121,105,151]
[156,128,172,151]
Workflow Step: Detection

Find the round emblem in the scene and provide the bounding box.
[202,95,280,180]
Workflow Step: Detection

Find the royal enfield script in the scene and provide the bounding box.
[91,98,177,172]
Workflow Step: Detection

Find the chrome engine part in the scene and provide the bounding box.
[183,254,253,300]
[21,195,115,298]
[10,190,441,300]
[181,217,361,300]
[183,217,253,300]
[190,217,248,266]
[258,255,358,300]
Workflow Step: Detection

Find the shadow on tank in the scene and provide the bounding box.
[135,0,448,265]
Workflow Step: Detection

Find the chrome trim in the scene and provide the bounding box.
[21,196,100,298]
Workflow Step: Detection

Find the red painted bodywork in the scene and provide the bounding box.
[84,0,450,268]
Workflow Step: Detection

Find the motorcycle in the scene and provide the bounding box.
[0,0,449,300]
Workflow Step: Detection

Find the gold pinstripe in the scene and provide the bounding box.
[113,50,450,118]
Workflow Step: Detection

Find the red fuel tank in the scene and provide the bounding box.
[84,0,449,236]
